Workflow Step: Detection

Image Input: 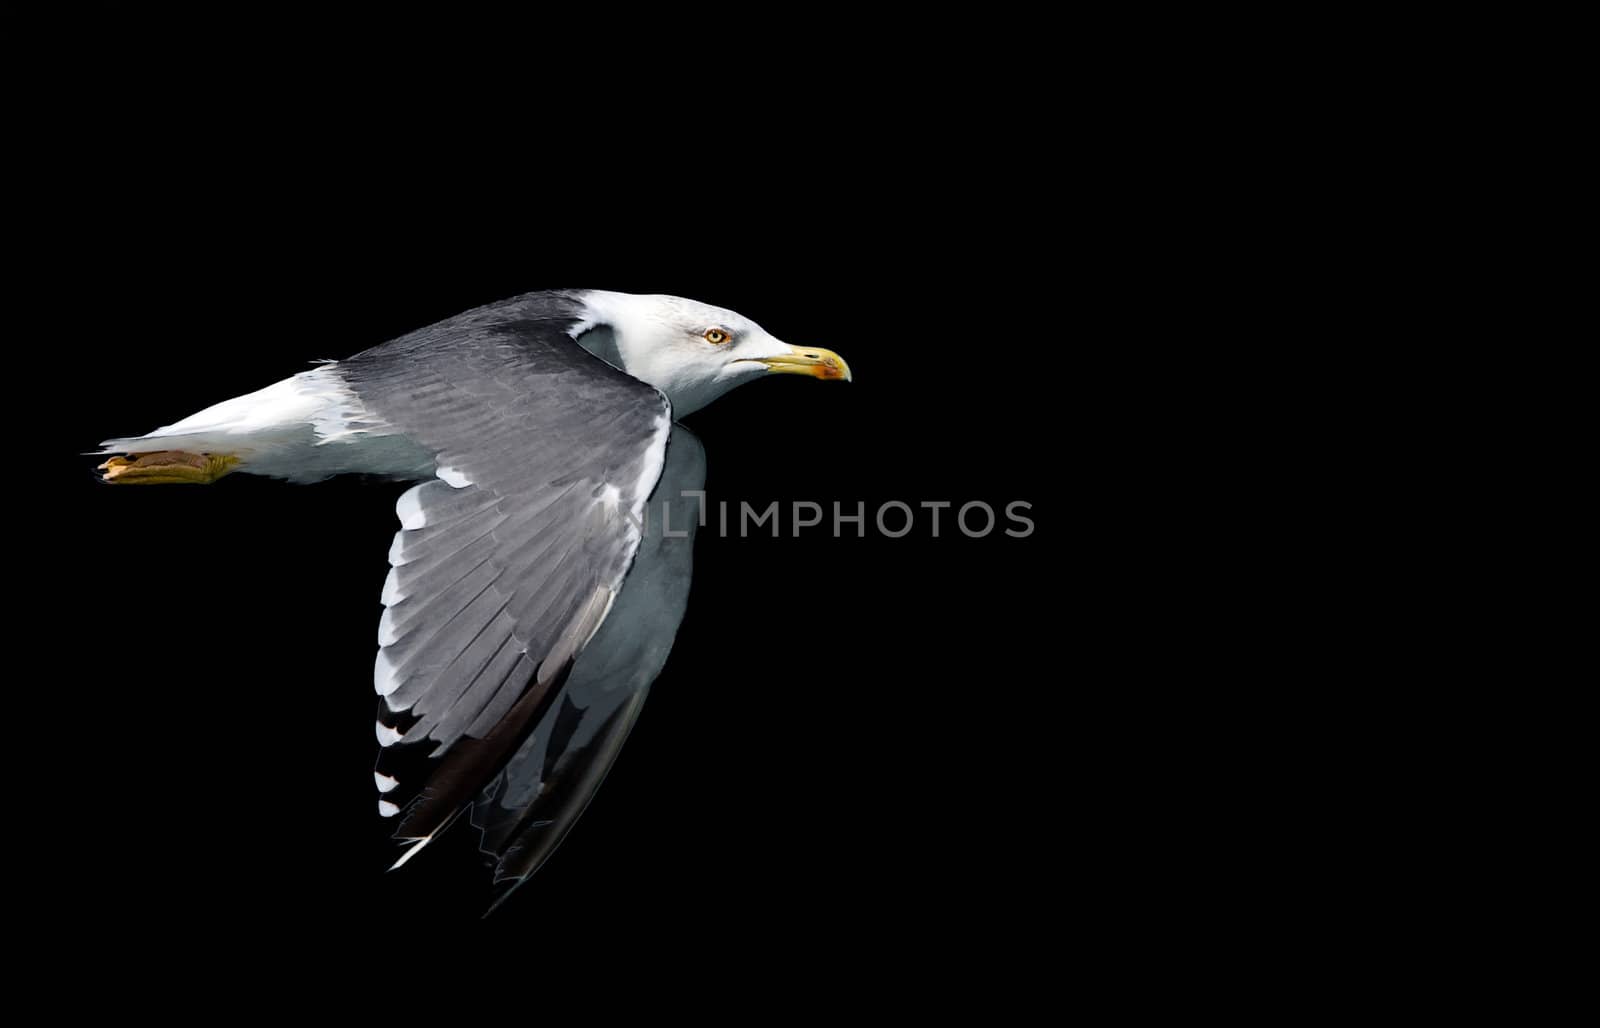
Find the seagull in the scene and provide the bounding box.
[96,289,850,912]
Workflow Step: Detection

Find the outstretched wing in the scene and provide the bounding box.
[471,425,706,912]
[335,295,672,857]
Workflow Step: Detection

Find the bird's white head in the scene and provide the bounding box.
[573,290,851,417]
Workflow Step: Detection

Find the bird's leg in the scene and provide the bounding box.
[97,451,240,485]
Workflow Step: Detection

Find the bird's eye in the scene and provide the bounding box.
[703,328,731,345]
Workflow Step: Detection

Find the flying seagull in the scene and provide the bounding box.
[96,289,850,912]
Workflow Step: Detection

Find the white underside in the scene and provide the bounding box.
[97,365,436,482]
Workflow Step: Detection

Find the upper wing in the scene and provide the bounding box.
[336,297,673,852]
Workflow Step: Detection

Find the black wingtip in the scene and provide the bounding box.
[392,657,575,843]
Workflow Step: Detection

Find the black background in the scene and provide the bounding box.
[4,12,1421,1004]
[17,34,1215,980]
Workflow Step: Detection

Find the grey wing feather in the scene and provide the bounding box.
[339,293,673,843]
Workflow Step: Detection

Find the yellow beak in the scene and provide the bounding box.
[750,345,853,382]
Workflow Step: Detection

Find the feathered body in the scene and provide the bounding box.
[96,289,847,911]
